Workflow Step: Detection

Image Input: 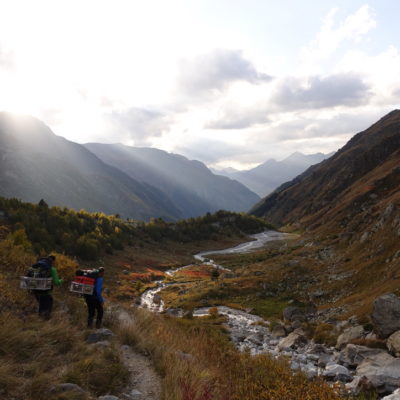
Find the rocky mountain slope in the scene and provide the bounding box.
[249,109,400,323]
[214,152,331,197]
[84,143,260,217]
[251,110,400,232]
[0,112,182,221]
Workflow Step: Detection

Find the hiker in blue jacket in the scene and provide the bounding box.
[84,267,105,329]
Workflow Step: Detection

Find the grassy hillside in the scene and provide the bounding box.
[0,230,129,400]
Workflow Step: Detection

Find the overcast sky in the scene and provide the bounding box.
[1,0,399,169]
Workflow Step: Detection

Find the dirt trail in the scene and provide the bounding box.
[113,307,162,400]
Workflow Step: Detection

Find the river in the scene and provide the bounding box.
[139,230,289,314]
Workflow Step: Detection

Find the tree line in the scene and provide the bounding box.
[0,197,274,261]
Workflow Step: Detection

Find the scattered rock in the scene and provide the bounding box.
[166,308,183,317]
[302,363,318,378]
[365,332,378,340]
[372,293,400,338]
[339,344,387,368]
[153,294,162,304]
[50,383,86,393]
[360,232,369,243]
[130,389,143,399]
[323,364,352,382]
[278,331,307,351]
[318,353,333,368]
[282,305,317,322]
[87,328,114,344]
[98,396,120,400]
[318,247,336,260]
[271,324,286,339]
[92,340,111,348]
[345,376,371,396]
[387,331,400,356]
[336,325,364,349]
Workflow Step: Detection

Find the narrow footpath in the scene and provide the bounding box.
[110,307,162,400]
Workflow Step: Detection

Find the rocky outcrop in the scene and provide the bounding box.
[372,294,400,338]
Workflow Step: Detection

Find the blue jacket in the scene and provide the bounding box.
[94,277,104,303]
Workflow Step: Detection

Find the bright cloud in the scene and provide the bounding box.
[0,1,399,169]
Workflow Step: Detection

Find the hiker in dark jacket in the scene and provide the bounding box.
[84,267,105,329]
[34,255,64,319]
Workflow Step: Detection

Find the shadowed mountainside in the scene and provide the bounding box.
[251,109,400,232]
[84,143,260,217]
[0,112,182,221]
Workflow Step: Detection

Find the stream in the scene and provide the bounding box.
[139,230,304,357]
[139,230,289,315]
[138,230,339,378]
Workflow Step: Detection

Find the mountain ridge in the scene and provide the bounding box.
[213,151,332,197]
[0,112,183,221]
[84,142,260,218]
[251,109,400,230]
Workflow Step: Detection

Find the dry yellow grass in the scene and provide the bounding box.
[0,230,129,400]
[117,308,346,400]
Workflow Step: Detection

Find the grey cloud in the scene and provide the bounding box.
[255,111,383,143]
[206,104,269,130]
[272,73,372,111]
[178,49,272,95]
[107,107,172,146]
[392,87,400,99]
[179,110,387,168]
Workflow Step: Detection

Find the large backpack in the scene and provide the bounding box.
[20,258,53,291]
[70,269,99,295]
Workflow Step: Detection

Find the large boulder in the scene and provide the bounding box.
[387,331,400,357]
[372,294,400,338]
[282,305,317,322]
[278,331,307,351]
[336,325,364,349]
[356,352,400,394]
[339,344,388,368]
[323,364,352,382]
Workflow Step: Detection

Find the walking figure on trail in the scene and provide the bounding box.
[30,255,63,319]
[84,267,105,329]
